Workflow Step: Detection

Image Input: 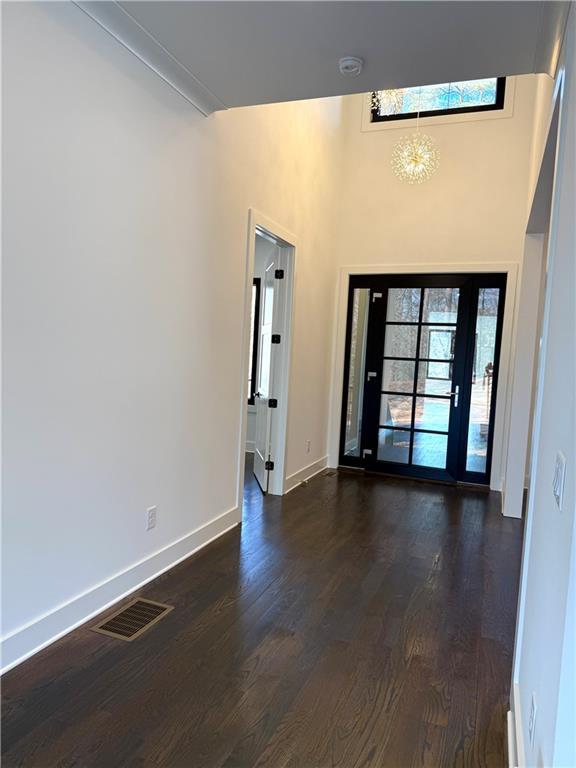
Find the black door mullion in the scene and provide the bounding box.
[382,392,451,400]
[408,288,425,465]
[445,280,473,479]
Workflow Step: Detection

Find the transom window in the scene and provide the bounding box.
[371,77,506,123]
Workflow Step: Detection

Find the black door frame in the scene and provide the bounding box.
[339,273,507,485]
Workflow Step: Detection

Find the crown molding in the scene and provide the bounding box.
[73,1,226,116]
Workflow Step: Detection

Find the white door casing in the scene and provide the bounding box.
[238,209,296,510]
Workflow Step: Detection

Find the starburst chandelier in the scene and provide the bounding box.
[391,88,439,184]
[391,132,440,184]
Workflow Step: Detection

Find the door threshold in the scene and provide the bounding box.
[456,480,491,492]
[340,465,490,491]
[364,469,456,487]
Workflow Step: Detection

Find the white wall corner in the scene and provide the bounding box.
[1,507,239,674]
[73,1,226,115]
[533,2,573,78]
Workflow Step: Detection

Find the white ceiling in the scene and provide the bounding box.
[76,1,571,114]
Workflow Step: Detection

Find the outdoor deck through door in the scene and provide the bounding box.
[340,274,506,484]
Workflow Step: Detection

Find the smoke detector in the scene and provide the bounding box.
[338,56,364,77]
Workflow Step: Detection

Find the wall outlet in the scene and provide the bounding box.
[528,692,537,746]
[146,506,157,531]
[305,440,311,454]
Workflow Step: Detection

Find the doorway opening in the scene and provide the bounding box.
[242,214,295,503]
[339,273,506,485]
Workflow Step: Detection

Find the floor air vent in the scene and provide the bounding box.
[92,598,173,641]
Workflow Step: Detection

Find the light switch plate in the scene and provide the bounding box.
[553,451,566,511]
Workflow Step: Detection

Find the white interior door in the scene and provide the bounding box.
[253,248,278,492]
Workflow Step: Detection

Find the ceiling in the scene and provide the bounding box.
[75,1,571,115]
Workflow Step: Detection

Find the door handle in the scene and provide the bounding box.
[254,392,262,398]
[445,385,459,407]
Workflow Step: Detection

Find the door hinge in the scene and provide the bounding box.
[268,398,278,408]
[271,334,281,344]
[265,460,274,470]
[274,269,284,279]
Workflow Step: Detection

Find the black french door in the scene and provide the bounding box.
[339,273,506,484]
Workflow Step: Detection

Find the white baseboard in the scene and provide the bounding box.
[510,681,525,767]
[284,455,328,494]
[508,710,518,767]
[1,506,240,674]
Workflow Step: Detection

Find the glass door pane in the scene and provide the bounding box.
[342,288,370,457]
[384,325,418,357]
[378,428,411,463]
[386,288,421,322]
[413,432,449,468]
[465,288,501,473]
[382,359,415,392]
[422,287,459,322]
[380,394,413,428]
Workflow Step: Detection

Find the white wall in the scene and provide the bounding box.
[502,234,547,518]
[527,76,557,211]
[335,78,537,268]
[1,1,344,669]
[512,8,576,766]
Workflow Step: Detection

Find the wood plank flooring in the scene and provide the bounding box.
[2,457,523,767]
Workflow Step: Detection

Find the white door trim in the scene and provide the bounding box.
[327,261,519,493]
[237,209,297,510]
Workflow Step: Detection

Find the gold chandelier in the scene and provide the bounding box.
[390,86,439,184]
[391,132,440,184]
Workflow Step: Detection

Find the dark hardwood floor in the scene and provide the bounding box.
[2,456,523,767]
